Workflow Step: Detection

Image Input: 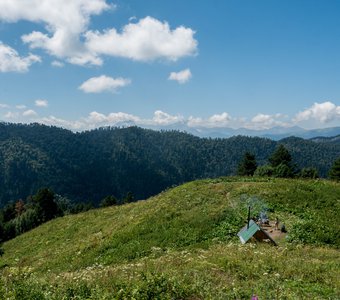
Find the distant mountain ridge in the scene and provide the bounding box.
[310,134,340,144]
[0,122,339,207]
[180,125,340,140]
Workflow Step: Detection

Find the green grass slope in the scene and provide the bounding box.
[1,177,339,299]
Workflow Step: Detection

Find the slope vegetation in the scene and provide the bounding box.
[1,177,339,299]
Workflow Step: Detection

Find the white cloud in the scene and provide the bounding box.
[85,16,197,61]
[0,103,10,109]
[16,105,27,109]
[0,0,110,66]
[168,69,192,84]
[151,110,184,125]
[79,75,131,93]
[187,112,232,128]
[15,102,340,132]
[23,109,38,117]
[41,115,85,130]
[248,113,288,130]
[0,42,41,72]
[51,60,64,68]
[0,2,196,66]
[87,111,140,125]
[4,111,19,119]
[35,99,48,107]
[294,101,340,123]
[38,111,181,131]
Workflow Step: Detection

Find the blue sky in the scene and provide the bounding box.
[0,0,340,131]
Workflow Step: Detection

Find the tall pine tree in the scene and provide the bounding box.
[237,152,257,176]
[268,144,295,177]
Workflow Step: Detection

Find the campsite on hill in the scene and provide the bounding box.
[1,177,339,299]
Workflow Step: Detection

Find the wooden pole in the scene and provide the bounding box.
[247,206,251,229]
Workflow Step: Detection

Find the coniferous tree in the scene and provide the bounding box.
[237,152,257,176]
[269,144,292,167]
[33,188,59,223]
[269,145,295,177]
[329,157,340,180]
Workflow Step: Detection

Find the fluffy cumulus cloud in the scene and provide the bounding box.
[0,0,110,66]
[294,101,340,123]
[22,109,38,117]
[150,110,184,125]
[187,112,232,128]
[0,2,197,66]
[87,111,140,125]
[248,113,288,129]
[85,17,197,62]
[168,69,192,84]
[0,42,41,72]
[79,75,131,93]
[35,99,48,107]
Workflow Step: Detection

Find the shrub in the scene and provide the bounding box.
[273,163,294,178]
[254,165,274,177]
[299,167,319,179]
[100,195,117,207]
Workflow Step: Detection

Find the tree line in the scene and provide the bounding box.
[237,144,340,180]
[0,123,339,208]
[0,187,135,246]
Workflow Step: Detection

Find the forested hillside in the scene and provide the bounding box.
[0,122,339,206]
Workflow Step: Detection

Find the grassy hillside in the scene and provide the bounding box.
[1,177,339,299]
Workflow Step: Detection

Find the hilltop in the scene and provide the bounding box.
[1,177,339,299]
[0,123,339,207]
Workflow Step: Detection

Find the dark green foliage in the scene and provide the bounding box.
[0,124,339,207]
[33,188,59,223]
[254,165,274,177]
[299,167,319,179]
[123,191,135,204]
[100,195,117,207]
[263,144,296,178]
[269,144,293,167]
[273,163,294,178]
[3,221,16,240]
[69,202,94,214]
[54,195,73,215]
[0,222,3,256]
[329,157,340,180]
[237,152,257,176]
[14,208,40,235]
[2,203,16,222]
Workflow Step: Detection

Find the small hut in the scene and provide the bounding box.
[237,219,277,246]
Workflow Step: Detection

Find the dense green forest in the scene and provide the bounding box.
[0,123,339,207]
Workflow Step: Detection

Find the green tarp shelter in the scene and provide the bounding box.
[237,220,277,245]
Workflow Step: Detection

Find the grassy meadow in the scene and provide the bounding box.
[0,177,339,299]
